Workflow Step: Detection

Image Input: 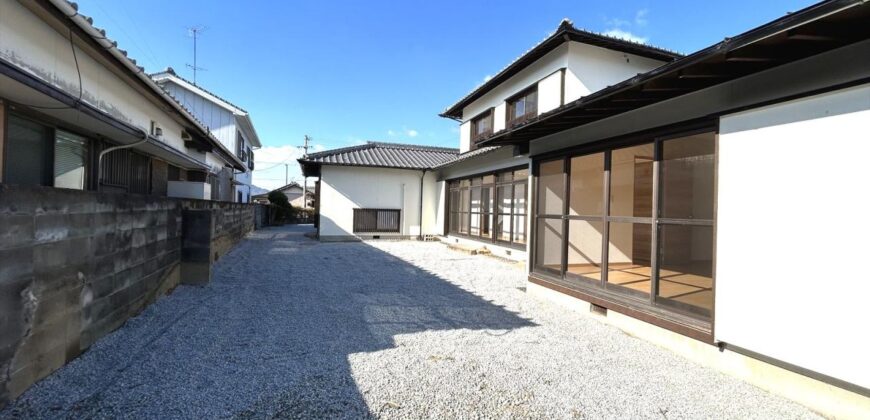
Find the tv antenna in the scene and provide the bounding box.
[186,26,208,85]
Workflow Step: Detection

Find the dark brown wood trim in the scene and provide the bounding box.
[0,99,6,183]
[528,274,714,343]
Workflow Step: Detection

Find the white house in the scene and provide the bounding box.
[151,68,261,203]
[300,2,870,417]
[0,0,245,199]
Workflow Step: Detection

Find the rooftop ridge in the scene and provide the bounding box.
[150,67,249,114]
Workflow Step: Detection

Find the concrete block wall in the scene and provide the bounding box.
[0,184,265,408]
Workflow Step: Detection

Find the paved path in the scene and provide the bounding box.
[1,225,817,419]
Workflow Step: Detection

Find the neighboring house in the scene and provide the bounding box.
[301,3,870,418]
[299,142,458,239]
[151,68,262,203]
[251,182,314,208]
[0,0,245,199]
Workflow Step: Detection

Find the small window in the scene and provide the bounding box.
[507,87,538,127]
[470,110,493,143]
[54,130,88,190]
[353,209,401,233]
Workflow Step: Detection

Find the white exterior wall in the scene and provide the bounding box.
[319,166,425,238]
[564,42,665,102]
[456,41,668,154]
[537,70,563,114]
[0,2,189,160]
[716,84,870,390]
[459,121,472,153]
[167,181,211,200]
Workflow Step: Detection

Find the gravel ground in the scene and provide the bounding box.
[1,224,819,419]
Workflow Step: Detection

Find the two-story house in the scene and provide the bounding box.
[0,0,245,199]
[300,3,870,417]
[151,68,261,202]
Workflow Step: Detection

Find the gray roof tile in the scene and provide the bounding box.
[299,142,458,170]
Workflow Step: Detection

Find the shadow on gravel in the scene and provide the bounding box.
[1,225,536,419]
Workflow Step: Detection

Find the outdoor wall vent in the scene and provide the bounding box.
[590,303,607,316]
[505,250,512,256]
[372,235,381,239]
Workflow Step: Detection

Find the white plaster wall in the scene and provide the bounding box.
[716,84,870,389]
[493,103,507,132]
[462,44,570,121]
[319,166,425,238]
[167,181,210,200]
[0,2,191,157]
[420,171,440,235]
[538,70,563,114]
[459,121,471,153]
[565,42,665,102]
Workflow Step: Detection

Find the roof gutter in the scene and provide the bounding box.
[46,0,246,171]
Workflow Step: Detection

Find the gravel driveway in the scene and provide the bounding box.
[1,224,818,419]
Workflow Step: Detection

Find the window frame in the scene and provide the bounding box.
[470,108,494,144]
[506,86,538,127]
[446,165,529,250]
[530,122,718,332]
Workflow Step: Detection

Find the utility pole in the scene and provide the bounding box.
[186,26,207,85]
[302,135,310,208]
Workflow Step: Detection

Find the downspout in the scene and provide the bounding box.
[418,169,426,240]
[97,133,148,190]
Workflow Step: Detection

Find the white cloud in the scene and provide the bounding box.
[387,129,397,137]
[605,17,630,28]
[635,9,649,26]
[483,74,493,83]
[406,129,418,138]
[602,29,648,44]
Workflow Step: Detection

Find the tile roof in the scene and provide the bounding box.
[431,146,503,169]
[440,19,683,119]
[299,142,459,170]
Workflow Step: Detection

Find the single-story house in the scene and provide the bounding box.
[251,182,315,208]
[300,1,870,417]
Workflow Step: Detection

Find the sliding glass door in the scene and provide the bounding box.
[533,130,715,319]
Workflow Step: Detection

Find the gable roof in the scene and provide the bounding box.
[43,0,246,171]
[298,142,459,177]
[440,19,683,120]
[430,146,503,169]
[150,68,262,148]
[478,0,870,147]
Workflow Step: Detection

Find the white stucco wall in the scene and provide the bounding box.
[0,2,192,160]
[537,69,564,114]
[716,84,870,389]
[319,166,426,238]
[167,180,210,200]
[564,42,666,102]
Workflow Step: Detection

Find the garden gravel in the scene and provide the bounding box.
[1,225,820,419]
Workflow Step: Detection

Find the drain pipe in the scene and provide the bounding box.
[97,133,148,189]
[418,169,426,240]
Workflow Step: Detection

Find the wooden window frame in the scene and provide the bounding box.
[470,108,494,144]
[506,86,538,128]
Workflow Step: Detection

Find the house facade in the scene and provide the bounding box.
[301,1,870,416]
[252,182,314,208]
[151,69,261,202]
[0,0,244,199]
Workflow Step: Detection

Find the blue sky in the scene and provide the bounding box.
[77,0,815,190]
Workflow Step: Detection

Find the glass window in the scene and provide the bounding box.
[537,159,564,215]
[497,214,511,242]
[514,184,526,215]
[472,111,493,140]
[606,222,652,297]
[482,174,495,184]
[535,218,562,272]
[661,133,716,220]
[610,144,654,218]
[569,153,604,216]
[513,215,526,245]
[514,168,528,180]
[508,88,538,125]
[54,130,88,190]
[5,115,51,186]
[497,185,513,213]
[656,224,714,316]
[566,219,604,285]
